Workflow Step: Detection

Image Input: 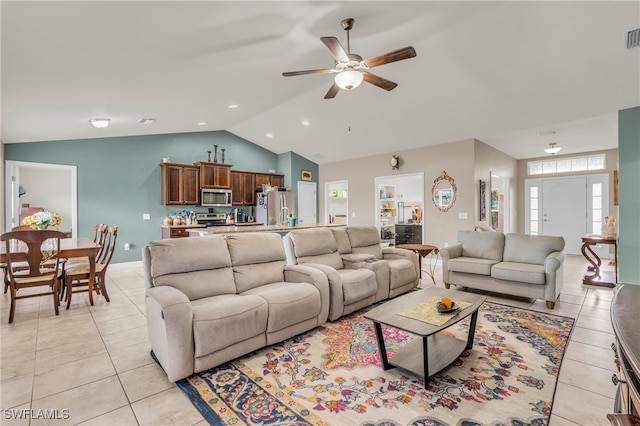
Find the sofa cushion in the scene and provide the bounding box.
[337,269,377,305]
[147,235,231,277]
[331,228,352,254]
[346,226,384,259]
[458,230,505,261]
[242,282,321,332]
[191,294,268,357]
[448,257,499,276]
[289,229,345,270]
[226,233,286,265]
[491,262,546,285]
[153,268,236,300]
[387,258,417,289]
[503,233,565,265]
[233,261,287,293]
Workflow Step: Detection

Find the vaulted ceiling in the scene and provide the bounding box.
[2,1,638,163]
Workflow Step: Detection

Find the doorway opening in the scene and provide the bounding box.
[490,171,510,233]
[374,173,424,246]
[325,180,348,225]
[4,161,77,237]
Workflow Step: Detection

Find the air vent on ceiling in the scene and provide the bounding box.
[627,28,640,49]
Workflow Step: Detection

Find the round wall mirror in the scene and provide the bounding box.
[432,171,457,212]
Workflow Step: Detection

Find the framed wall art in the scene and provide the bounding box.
[479,179,486,221]
[301,170,313,181]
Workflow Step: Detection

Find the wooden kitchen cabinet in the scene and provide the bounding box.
[196,162,232,189]
[162,163,200,205]
[231,171,257,206]
[255,173,285,190]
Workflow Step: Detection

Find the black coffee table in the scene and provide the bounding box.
[364,287,485,388]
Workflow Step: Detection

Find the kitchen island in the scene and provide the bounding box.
[187,223,345,235]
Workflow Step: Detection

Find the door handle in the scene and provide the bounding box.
[543,219,550,222]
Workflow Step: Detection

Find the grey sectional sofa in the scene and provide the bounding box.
[440,230,565,309]
[143,233,329,381]
[283,226,419,320]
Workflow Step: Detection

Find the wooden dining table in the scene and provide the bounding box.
[1,237,101,306]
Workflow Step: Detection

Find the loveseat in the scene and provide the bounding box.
[283,226,419,320]
[440,231,565,309]
[143,233,329,381]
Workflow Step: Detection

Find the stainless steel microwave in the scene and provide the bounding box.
[201,188,232,207]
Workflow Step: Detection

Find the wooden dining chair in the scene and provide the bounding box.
[64,223,107,267]
[2,225,61,294]
[61,226,117,309]
[1,229,67,323]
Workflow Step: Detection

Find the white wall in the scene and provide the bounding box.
[18,166,73,233]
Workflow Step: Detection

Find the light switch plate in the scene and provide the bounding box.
[143,213,150,220]
[459,212,468,219]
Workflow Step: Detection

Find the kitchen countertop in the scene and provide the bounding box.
[187,223,346,235]
[160,224,206,229]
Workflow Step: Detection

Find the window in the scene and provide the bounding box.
[529,186,539,235]
[528,154,606,176]
[592,183,602,234]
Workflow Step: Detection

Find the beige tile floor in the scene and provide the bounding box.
[0,254,619,425]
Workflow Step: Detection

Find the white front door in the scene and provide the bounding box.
[297,181,317,225]
[541,177,587,254]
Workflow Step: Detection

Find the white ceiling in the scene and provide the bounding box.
[2,1,638,163]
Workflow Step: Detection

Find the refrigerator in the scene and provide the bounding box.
[256,190,295,225]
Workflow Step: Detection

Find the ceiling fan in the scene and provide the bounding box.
[282,18,417,99]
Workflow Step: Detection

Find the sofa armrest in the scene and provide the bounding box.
[361,259,390,302]
[439,243,462,284]
[145,286,194,382]
[284,264,330,325]
[382,247,420,284]
[544,251,565,304]
[301,263,344,321]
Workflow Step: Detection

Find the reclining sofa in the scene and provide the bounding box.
[283,226,419,320]
[143,233,329,381]
[440,230,565,309]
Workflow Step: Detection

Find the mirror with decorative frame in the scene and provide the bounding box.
[432,170,457,212]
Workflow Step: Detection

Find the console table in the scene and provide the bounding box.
[396,243,438,284]
[581,234,618,287]
[609,284,640,422]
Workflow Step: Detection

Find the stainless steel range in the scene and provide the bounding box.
[195,212,227,226]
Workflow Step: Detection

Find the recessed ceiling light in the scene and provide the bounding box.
[197,122,207,126]
[228,104,238,109]
[266,133,274,139]
[137,118,155,125]
[539,130,556,136]
[312,153,326,159]
[301,120,310,127]
[89,118,110,128]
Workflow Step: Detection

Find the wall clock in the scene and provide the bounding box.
[390,155,399,170]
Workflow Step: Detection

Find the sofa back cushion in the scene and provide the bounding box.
[146,236,235,300]
[330,227,352,254]
[503,233,565,265]
[346,226,383,259]
[288,228,344,270]
[226,233,286,292]
[458,230,505,261]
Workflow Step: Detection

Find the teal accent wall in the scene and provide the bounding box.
[277,151,319,219]
[619,106,640,284]
[4,131,316,264]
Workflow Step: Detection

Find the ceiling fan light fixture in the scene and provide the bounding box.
[334,70,363,90]
[89,118,110,128]
[544,143,562,155]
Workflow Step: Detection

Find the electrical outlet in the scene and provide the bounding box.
[143,213,150,220]
[124,243,131,251]
[352,212,356,218]
[444,242,449,247]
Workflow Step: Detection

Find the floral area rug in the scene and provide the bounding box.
[174,301,574,426]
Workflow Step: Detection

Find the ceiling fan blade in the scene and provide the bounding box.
[363,72,398,91]
[324,83,340,99]
[282,68,333,77]
[320,36,349,63]
[363,46,417,68]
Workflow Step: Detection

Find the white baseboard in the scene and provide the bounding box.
[109,260,143,271]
